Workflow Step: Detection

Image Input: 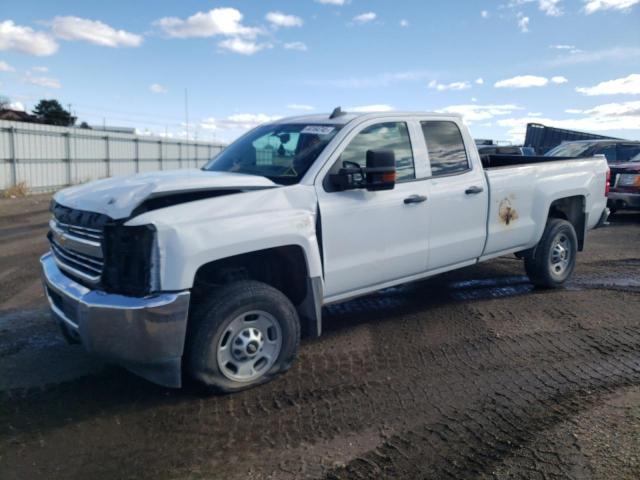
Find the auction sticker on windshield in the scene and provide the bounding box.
[301,126,336,135]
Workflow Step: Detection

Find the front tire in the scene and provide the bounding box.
[525,218,577,289]
[186,280,300,393]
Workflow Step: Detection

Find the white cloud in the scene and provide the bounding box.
[527,112,543,116]
[266,12,303,28]
[348,104,394,112]
[539,0,564,16]
[315,0,346,5]
[287,104,314,111]
[31,66,48,73]
[400,19,410,27]
[517,13,530,32]
[481,10,490,18]
[200,113,282,141]
[51,16,142,47]
[551,76,569,84]
[218,38,271,55]
[475,77,484,85]
[149,83,168,94]
[0,20,58,56]
[353,12,377,24]
[283,41,308,51]
[309,70,433,88]
[498,100,640,141]
[0,60,14,72]
[495,75,549,88]
[155,8,259,39]
[547,46,640,66]
[565,108,584,114]
[436,104,523,123]
[24,74,61,88]
[583,0,639,14]
[550,44,575,50]
[8,101,25,111]
[576,74,640,95]
[429,80,472,91]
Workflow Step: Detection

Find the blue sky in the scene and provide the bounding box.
[0,0,639,143]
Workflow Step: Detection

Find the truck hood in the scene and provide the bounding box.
[53,169,278,220]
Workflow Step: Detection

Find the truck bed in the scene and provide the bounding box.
[480,155,608,259]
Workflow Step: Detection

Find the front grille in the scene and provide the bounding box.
[49,235,104,281]
[48,203,108,285]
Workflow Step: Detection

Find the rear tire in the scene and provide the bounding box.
[525,218,577,289]
[186,280,300,393]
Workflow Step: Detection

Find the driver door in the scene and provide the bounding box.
[315,120,430,300]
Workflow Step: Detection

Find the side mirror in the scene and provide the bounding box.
[329,150,396,192]
[365,150,396,191]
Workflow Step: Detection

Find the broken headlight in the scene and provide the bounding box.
[102,224,158,296]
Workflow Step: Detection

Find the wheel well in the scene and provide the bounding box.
[192,246,309,307]
[548,196,586,251]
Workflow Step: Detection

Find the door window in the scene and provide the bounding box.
[421,121,470,176]
[338,122,415,182]
[598,145,617,163]
[617,144,640,162]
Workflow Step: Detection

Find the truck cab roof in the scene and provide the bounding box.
[272,111,463,126]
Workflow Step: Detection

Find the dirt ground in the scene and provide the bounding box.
[1,194,639,480]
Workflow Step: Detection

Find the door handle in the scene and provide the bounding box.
[404,194,428,204]
[465,186,484,195]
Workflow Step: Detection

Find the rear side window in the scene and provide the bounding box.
[421,121,470,176]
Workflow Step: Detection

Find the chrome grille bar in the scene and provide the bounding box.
[48,217,105,285]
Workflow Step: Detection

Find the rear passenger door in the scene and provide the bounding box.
[421,120,489,271]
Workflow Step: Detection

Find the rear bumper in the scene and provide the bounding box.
[608,192,640,210]
[40,252,190,388]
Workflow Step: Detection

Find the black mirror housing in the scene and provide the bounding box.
[329,150,396,192]
[365,150,396,191]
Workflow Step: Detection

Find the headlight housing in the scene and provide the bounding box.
[102,224,158,296]
[617,174,640,188]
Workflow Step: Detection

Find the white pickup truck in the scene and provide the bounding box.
[41,110,610,392]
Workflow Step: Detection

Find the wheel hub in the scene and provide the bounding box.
[550,233,571,275]
[231,328,264,361]
[217,310,283,383]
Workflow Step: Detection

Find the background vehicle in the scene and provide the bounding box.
[41,110,610,392]
[476,142,536,156]
[609,160,640,213]
[524,123,620,155]
[545,139,640,164]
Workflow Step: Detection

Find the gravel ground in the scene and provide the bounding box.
[0,194,639,480]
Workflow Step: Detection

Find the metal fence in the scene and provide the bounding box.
[0,119,226,194]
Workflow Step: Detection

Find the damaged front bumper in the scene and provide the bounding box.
[40,252,190,388]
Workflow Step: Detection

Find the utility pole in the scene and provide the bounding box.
[184,88,190,141]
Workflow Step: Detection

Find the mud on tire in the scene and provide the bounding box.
[525,218,578,289]
[186,280,300,393]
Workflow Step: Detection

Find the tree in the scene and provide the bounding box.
[32,99,76,126]
[79,121,91,129]
[0,96,10,110]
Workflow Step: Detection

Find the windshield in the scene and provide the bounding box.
[545,142,592,158]
[203,123,342,185]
